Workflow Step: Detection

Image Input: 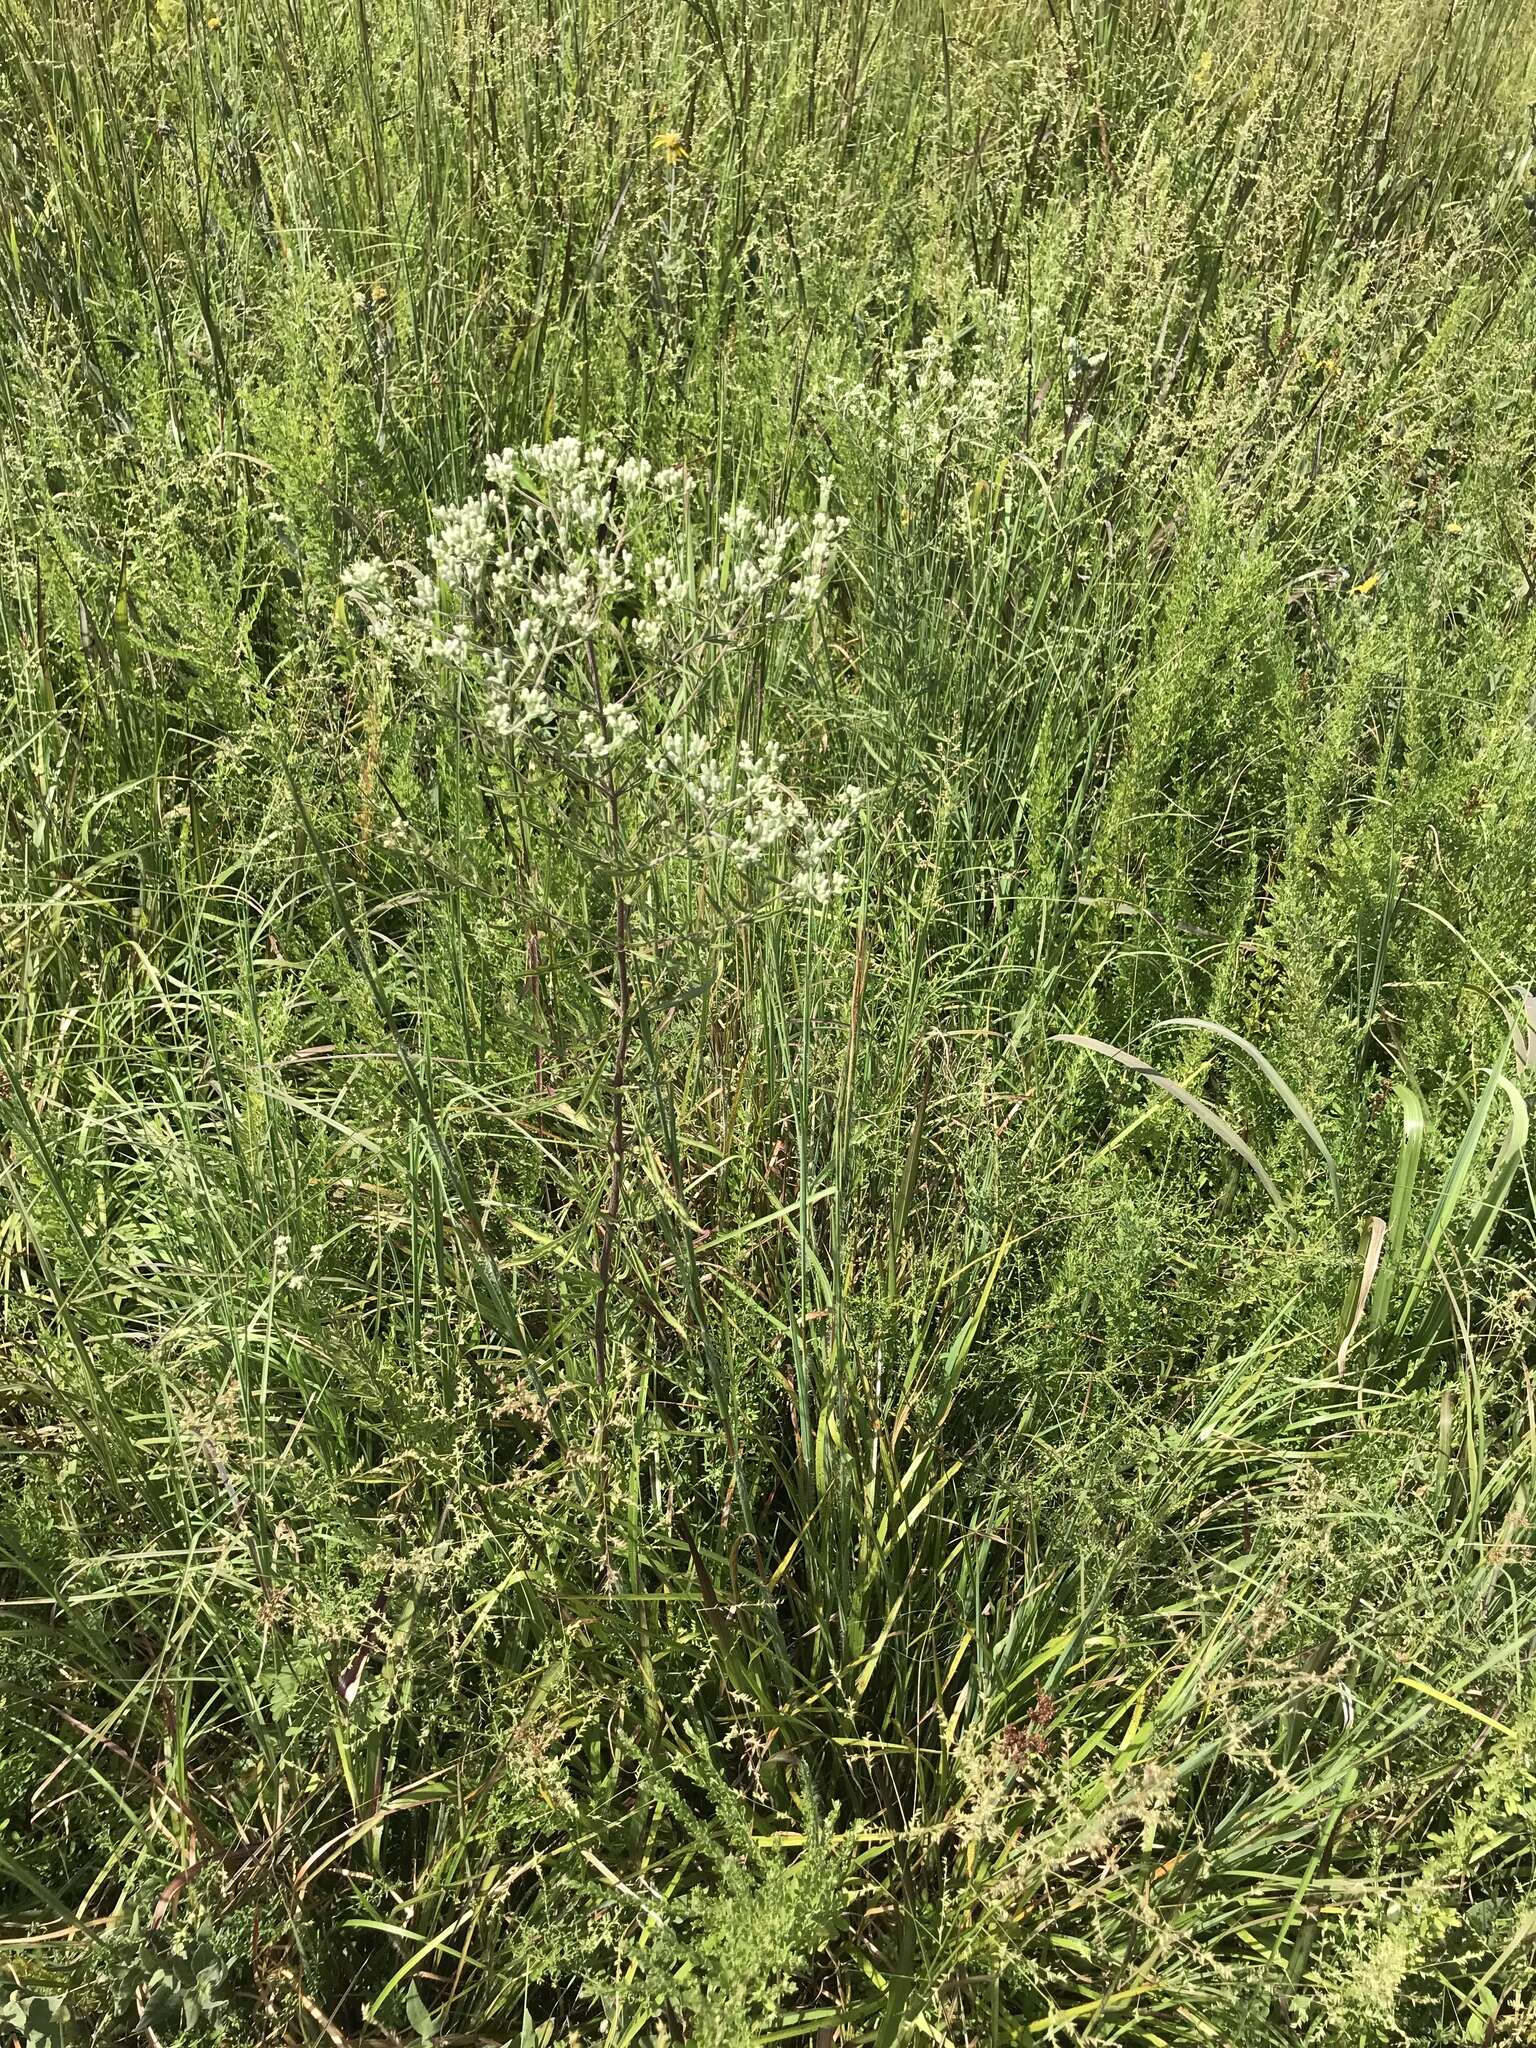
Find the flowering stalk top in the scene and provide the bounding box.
[342,439,865,908]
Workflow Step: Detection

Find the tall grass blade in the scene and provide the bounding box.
[1370,1079,1426,1334]
[1392,1046,1519,1343]
[1054,1032,1286,1212]
[1145,1016,1339,1211]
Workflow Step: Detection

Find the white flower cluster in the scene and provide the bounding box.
[576,703,640,764]
[662,733,866,907]
[714,504,798,602]
[698,488,848,614]
[823,318,1019,481]
[339,557,398,641]
[794,490,845,608]
[341,438,865,908]
[341,439,846,740]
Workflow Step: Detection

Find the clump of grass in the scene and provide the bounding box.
[3,0,1536,2041]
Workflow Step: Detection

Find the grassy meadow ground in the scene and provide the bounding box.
[4,0,1536,2039]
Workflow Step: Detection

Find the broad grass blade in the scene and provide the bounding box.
[1372,1080,1426,1333]
[1393,1053,1512,1341]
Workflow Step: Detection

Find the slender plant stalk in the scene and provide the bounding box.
[589,644,632,1410]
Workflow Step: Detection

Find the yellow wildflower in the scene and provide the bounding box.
[652,129,687,166]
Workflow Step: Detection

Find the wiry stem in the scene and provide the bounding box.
[589,647,630,1410]
[593,877,630,1403]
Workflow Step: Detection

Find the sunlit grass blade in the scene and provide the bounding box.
[1336,1214,1386,1372]
[1371,1079,1425,1334]
[1392,1036,1526,1345]
[1144,1016,1340,1212]
[1053,1031,1286,1211]
[1459,1076,1529,1263]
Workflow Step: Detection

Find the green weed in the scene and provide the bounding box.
[2,0,1535,2040]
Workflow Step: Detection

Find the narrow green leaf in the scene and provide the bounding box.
[1054,1032,1286,1211]
[1460,1078,1529,1262]
[1145,1016,1339,1210]
[1394,1053,1510,1340]
[1371,1081,1425,1333]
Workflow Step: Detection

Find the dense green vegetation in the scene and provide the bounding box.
[4,0,1536,2038]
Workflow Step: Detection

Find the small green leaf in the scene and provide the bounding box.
[405,1984,436,2044]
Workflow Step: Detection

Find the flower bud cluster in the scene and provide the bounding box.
[343,439,864,908]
